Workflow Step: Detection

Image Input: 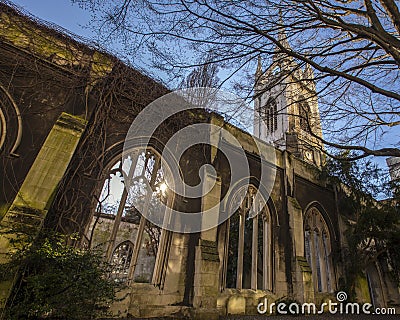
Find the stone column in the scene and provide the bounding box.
[192,168,221,320]
[287,195,314,303]
[0,112,86,313]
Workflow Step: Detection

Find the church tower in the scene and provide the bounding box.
[254,39,324,167]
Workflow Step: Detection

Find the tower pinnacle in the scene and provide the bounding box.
[255,56,263,81]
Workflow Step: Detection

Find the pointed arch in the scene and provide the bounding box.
[86,145,174,287]
[304,206,335,293]
[303,201,337,241]
[259,97,278,134]
[221,176,279,228]
[110,240,134,282]
[221,182,274,291]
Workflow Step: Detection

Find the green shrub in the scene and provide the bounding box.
[1,233,117,319]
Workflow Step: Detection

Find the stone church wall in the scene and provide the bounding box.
[1,3,399,319]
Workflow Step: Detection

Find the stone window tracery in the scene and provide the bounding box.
[87,147,172,286]
[304,207,334,293]
[260,98,278,134]
[110,240,134,282]
[223,186,273,291]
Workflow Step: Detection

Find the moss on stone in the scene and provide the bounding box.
[0,203,10,221]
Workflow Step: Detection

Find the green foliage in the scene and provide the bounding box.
[322,153,400,292]
[1,232,117,320]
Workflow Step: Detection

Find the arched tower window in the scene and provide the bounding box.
[299,101,311,133]
[87,147,172,285]
[224,186,273,291]
[260,98,278,134]
[304,207,334,293]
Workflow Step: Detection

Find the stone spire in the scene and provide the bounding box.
[303,63,316,91]
[273,9,291,62]
[304,63,314,79]
[277,28,290,50]
[255,55,263,81]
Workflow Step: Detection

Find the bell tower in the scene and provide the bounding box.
[254,41,324,167]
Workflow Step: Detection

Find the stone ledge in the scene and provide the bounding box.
[55,112,87,134]
[297,256,312,272]
[199,239,219,262]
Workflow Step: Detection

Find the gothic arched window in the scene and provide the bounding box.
[110,241,134,282]
[260,98,278,134]
[299,101,311,133]
[224,186,273,291]
[304,207,334,293]
[87,147,172,285]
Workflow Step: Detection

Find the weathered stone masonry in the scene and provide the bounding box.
[0,3,399,319]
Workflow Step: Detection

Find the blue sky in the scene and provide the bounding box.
[7,1,396,176]
[11,0,92,37]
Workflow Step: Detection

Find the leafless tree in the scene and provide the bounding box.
[179,56,219,89]
[73,0,400,159]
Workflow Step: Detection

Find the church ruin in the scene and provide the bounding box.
[0,2,399,318]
